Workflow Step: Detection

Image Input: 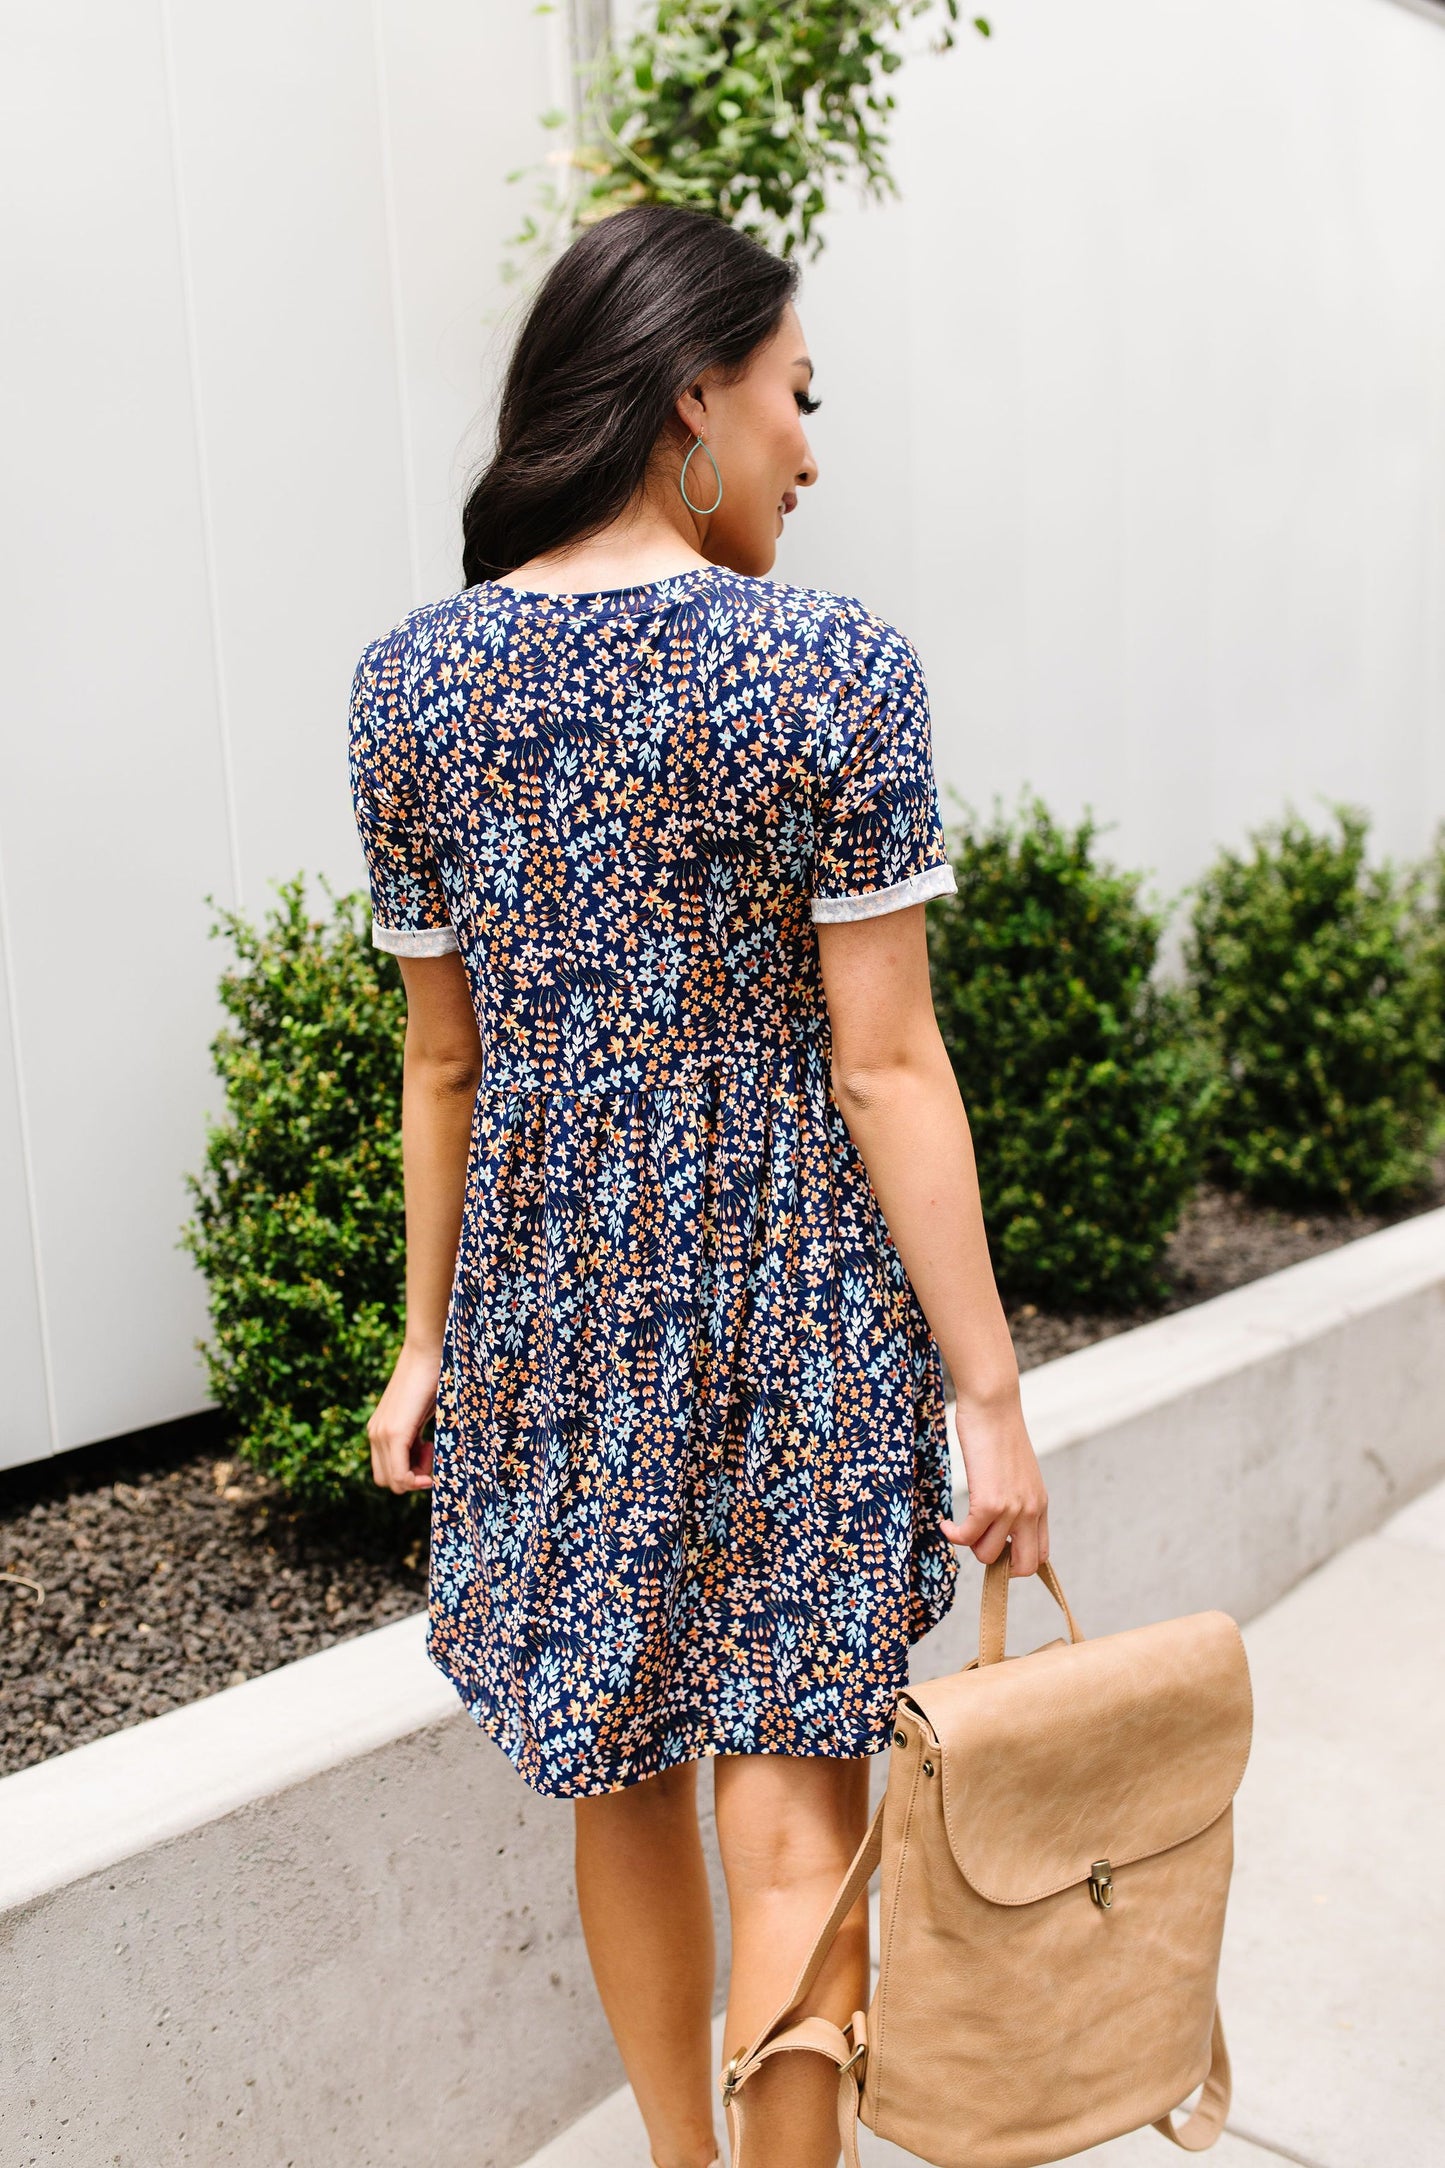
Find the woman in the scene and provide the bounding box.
[349,202,1048,2168]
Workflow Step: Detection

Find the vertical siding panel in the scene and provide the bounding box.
[372,0,561,599]
[0,869,53,1470]
[160,0,417,906]
[0,1,231,1451]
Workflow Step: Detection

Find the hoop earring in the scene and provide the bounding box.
[679,433,723,516]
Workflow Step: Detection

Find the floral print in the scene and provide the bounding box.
[347,563,960,1798]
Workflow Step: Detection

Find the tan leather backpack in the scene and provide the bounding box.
[721,1551,1253,2165]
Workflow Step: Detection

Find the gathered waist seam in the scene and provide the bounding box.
[475,1040,828,1097]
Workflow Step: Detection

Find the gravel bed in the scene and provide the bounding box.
[4,1158,1442,1778]
[1,1435,428,1778]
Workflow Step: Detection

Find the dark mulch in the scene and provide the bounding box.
[0,1415,429,1778]
[4,1155,1443,1778]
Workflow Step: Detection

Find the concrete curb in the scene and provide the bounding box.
[3,1205,1443,2167]
[923,1200,1445,1672]
[0,1610,456,1915]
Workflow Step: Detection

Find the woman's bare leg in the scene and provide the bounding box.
[572,1759,720,2168]
[712,1753,873,2167]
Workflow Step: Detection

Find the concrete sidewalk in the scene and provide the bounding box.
[521,1476,1445,2168]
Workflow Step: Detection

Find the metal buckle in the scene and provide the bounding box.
[1088,1858,1114,1909]
[840,2039,867,2079]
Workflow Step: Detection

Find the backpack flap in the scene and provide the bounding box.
[903,1609,1253,1905]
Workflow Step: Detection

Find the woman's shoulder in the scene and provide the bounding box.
[731,574,922,691]
[721,569,891,632]
[351,591,468,681]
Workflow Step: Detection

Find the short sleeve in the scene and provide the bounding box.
[809,610,958,922]
[347,623,459,957]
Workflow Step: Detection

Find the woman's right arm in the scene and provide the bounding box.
[365,950,484,1495]
[816,900,1049,1578]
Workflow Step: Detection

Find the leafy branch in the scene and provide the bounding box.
[500,0,987,287]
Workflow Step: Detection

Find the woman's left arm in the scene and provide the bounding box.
[367,951,484,1494]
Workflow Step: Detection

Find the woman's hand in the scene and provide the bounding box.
[367,1340,441,1493]
[939,1390,1049,1576]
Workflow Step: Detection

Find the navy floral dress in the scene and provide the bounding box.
[347,564,961,1799]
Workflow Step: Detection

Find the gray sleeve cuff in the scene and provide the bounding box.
[810,860,958,923]
[371,921,460,957]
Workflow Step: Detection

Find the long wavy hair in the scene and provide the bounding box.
[461,204,799,586]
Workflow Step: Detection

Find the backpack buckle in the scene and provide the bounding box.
[1088,1859,1114,1909]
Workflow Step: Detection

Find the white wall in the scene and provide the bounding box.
[1,0,1442,1467]
[0,0,570,1467]
[800,0,1445,937]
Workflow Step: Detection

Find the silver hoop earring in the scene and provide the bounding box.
[679,433,723,516]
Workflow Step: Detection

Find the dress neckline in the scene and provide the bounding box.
[486,564,723,615]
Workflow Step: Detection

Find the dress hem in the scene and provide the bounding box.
[425,1556,962,1802]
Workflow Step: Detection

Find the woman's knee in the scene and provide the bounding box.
[574,1756,699,1836]
[713,1753,870,1898]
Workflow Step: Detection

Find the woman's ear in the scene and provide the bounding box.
[675,378,708,436]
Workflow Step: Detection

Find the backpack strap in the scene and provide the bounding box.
[721,2010,869,2167]
[1152,2002,1232,2150]
[719,1792,885,2165]
[978,1549,1085,1666]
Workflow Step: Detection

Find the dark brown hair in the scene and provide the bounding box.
[461,204,798,586]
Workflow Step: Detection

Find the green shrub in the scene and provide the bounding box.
[926,794,1221,1310]
[180,874,415,1514]
[1182,805,1445,1210]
